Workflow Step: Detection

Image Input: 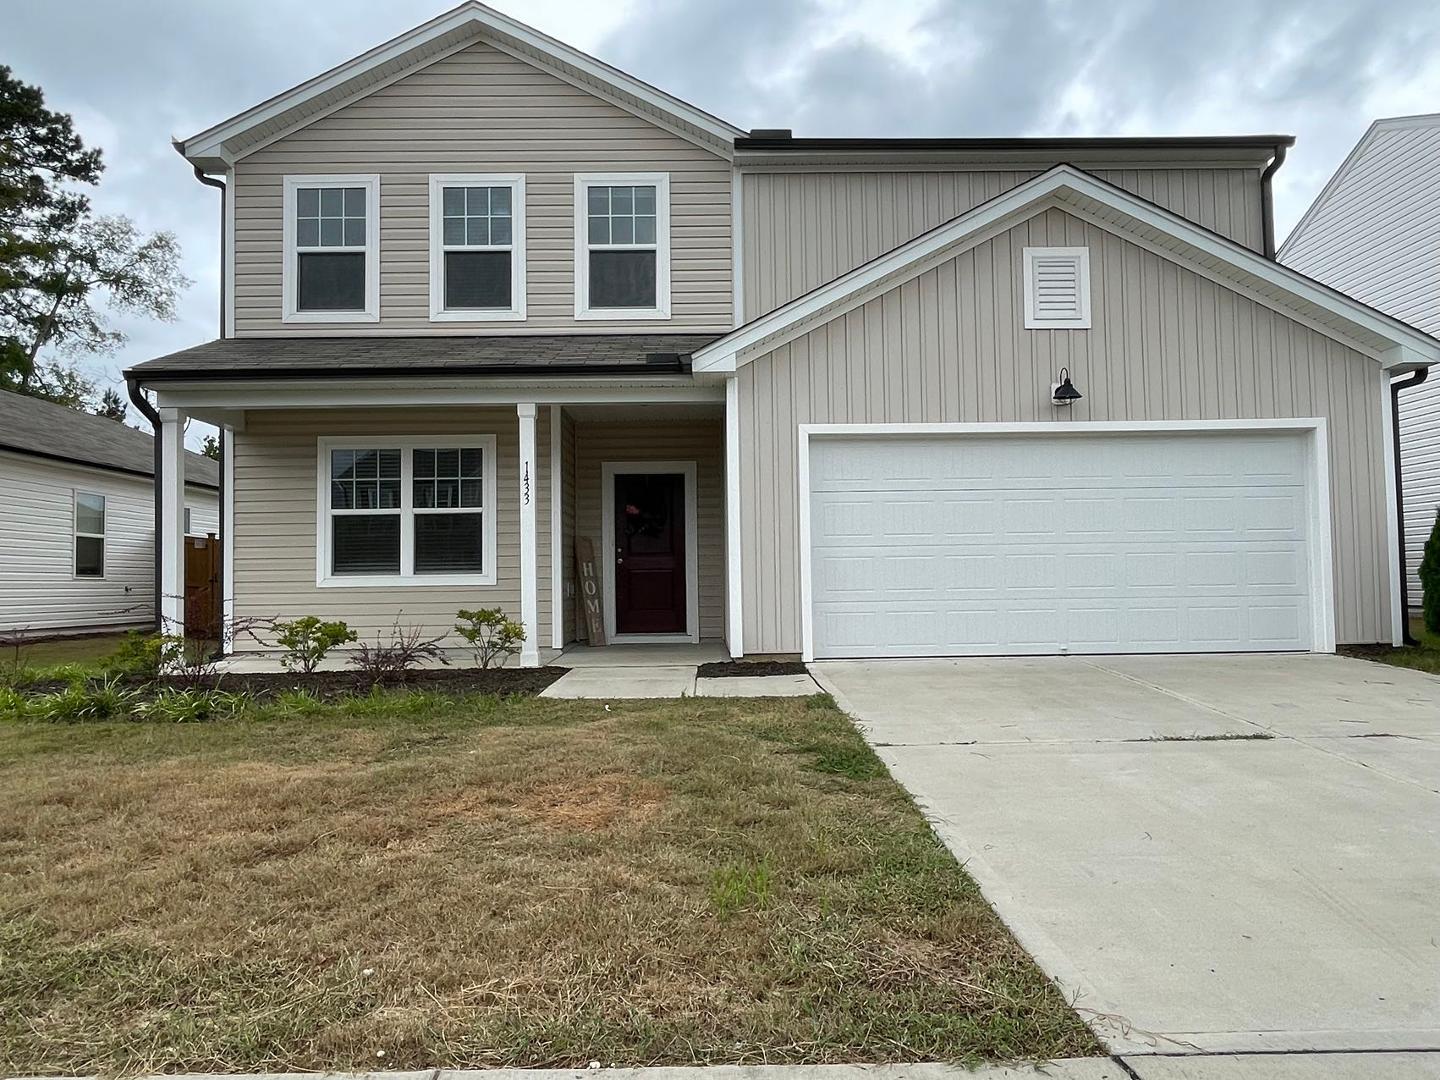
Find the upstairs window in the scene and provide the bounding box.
[73,492,105,578]
[428,175,525,321]
[283,175,380,323]
[1023,247,1091,329]
[574,173,670,319]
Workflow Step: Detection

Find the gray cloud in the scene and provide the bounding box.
[8,0,1440,442]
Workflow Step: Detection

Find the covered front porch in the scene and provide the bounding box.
[144,361,736,668]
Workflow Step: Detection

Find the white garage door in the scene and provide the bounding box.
[807,429,1322,658]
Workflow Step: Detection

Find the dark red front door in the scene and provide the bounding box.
[614,472,686,635]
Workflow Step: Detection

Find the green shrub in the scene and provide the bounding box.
[102,630,167,677]
[1422,510,1440,636]
[27,677,139,723]
[270,616,356,674]
[133,688,250,724]
[0,687,31,721]
[454,608,525,669]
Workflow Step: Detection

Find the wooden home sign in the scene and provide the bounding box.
[574,536,606,646]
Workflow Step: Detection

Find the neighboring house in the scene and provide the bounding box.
[0,390,219,636]
[127,2,1440,664]
[1279,113,1440,617]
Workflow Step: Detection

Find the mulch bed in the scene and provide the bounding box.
[697,660,810,678]
[17,666,569,701]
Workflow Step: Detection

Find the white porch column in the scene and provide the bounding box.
[549,404,564,651]
[724,377,744,658]
[517,403,540,667]
[158,407,187,638]
[221,425,237,652]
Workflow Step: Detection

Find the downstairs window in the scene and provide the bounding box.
[318,436,497,586]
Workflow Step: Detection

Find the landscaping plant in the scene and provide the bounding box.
[133,688,250,724]
[270,616,356,674]
[454,607,525,669]
[348,620,449,686]
[1422,509,1440,635]
[24,676,138,723]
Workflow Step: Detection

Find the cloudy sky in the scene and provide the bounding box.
[9,0,1440,441]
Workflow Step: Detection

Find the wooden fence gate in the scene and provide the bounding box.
[184,535,221,640]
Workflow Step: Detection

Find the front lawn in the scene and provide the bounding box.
[0,631,133,671]
[1342,617,1440,675]
[0,693,1097,1075]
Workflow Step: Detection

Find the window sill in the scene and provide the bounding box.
[574,306,671,321]
[284,309,380,325]
[317,572,498,589]
[428,308,526,323]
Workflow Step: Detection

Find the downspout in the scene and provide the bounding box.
[127,377,164,632]
[1260,142,1288,259]
[1393,368,1428,645]
[190,164,227,336]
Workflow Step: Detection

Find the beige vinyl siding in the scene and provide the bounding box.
[737,207,1390,653]
[741,168,1265,316]
[233,39,731,335]
[231,407,551,651]
[571,418,725,640]
[560,408,577,643]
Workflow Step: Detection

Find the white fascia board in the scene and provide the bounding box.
[150,377,723,411]
[182,2,741,165]
[694,163,1440,373]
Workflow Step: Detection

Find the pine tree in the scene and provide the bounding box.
[1420,509,1440,636]
[94,386,127,421]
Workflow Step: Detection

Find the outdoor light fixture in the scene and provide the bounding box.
[1051,366,1083,407]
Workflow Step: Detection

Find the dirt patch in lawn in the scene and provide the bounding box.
[0,695,1099,1075]
[698,660,810,678]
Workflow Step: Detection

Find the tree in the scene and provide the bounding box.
[1421,510,1440,636]
[94,386,126,421]
[200,433,220,461]
[0,66,190,407]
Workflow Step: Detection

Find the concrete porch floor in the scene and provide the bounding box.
[556,641,730,667]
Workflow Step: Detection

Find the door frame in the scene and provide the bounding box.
[602,460,700,643]
[797,419,1337,662]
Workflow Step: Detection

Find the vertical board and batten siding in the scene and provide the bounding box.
[571,419,725,640]
[231,408,551,650]
[741,168,1265,317]
[737,207,1390,654]
[0,451,156,633]
[232,39,731,335]
[1281,118,1440,602]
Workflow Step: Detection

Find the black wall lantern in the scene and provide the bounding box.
[1051,366,1083,407]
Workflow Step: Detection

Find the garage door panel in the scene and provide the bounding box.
[808,432,1317,657]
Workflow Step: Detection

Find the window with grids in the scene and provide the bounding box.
[73,492,105,578]
[434,179,520,313]
[294,185,368,311]
[323,440,493,582]
[582,179,662,311]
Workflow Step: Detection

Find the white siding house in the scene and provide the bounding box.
[0,391,220,636]
[1281,113,1440,612]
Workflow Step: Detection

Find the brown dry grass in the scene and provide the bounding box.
[0,692,1098,1074]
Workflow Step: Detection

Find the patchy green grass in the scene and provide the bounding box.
[1342,617,1440,676]
[0,693,1098,1075]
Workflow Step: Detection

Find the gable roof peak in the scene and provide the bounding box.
[179,1,743,170]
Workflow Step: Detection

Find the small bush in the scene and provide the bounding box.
[133,688,250,724]
[271,617,356,675]
[102,630,168,677]
[27,677,139,723]
[348,621,448,686]
[455,608,525,669]
[0,687,31,720]
[1422,510,1440,635]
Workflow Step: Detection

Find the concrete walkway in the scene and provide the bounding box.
[813,654,1440,1062]
[31,1052,1440,1079]
[542,643,821,699]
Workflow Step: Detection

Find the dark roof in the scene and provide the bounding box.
[127,333,724,380]
[0,389,219,488]
[735,134,1296,152]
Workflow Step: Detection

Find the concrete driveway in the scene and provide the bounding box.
[813,654,1440,1060]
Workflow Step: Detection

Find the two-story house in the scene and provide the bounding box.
[127,2,1440,665]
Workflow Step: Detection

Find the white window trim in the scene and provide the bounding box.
[184,507,193,535]
[428,173,526,322]
[1023,246,1091,329]
[72,491,105,580]
[314,434,498,588]
[283,174,381,324]
[574,172,671,321]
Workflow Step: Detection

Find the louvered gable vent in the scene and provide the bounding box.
[1024,247,1091,328]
